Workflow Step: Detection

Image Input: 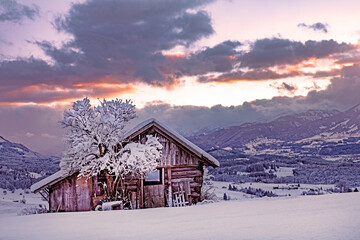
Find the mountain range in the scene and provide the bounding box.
[0,136,59,190]
[189,104,360,161]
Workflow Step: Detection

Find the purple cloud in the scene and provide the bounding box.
[298,22,329,33]
[0,0,39,23]
[240,38,353,69]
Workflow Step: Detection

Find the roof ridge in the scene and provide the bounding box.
[125,118,219,167]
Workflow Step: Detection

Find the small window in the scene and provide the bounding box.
[145,169,161,184]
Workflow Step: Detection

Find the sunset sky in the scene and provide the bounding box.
[2,0,360,155]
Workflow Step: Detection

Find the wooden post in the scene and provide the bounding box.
[140,177,144,208]
[131,191,137,209]
[161,168,165,207]
[161,168,165,186]
[136,180,140,209]
[167,167,172,207]
[56,197,62,212]
[48,188,52,212]
[39,190,49,202]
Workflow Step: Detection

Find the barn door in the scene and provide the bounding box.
[76,176,93,211]
[143,185,165,208]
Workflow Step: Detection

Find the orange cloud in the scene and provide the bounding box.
[162,52,186,58]
[200,69,301,84]
[0,81,136,106]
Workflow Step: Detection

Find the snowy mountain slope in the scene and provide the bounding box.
[0,136,59,190]
[1,192,359,240]
[189,109,341,149]
[189,104,360,159]
[0,136,42,159]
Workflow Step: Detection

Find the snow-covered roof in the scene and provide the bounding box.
[30,171,66,193]
[31,118,219,192]
[124,118,219,168]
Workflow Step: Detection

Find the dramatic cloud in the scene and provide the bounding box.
[298,22,329,33]
[240,38,354,69]
[2,1,360,156]
[304,64,360,108]
[51,0,214,86]
[140,64,360,136]
[0,83,135,105]
[0,0,217,104]
[175,40,242,76]
[270,82,298,94]
[311,69,342,78]
[198,69,300,83]
[0,0,358,105]
[0,58,63,90]
[279,82,297,92]
[195,37,355,82]
[0,0,39,23]
[35,41,80,65]
[2,63,360,155]
[334,50,360,65]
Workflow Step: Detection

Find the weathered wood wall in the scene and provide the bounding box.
[164,165,203,203]
[49,174,92,212]
[130,125,204,205]
[144,185,165,208]
[133,126,200,166]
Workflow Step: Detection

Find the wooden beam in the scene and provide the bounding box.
[157,164,199,168]
[161,168,165,186]
[167,167,172,207]
[38,190,49,202]
[140,177,144,208]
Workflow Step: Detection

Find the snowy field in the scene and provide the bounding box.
[0,190,360,240]
[0,189,47,218]
[211,181,336,200]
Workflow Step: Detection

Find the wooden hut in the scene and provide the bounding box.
[31,118,219,212]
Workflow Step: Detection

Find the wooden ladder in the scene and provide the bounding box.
[172,182,188,207]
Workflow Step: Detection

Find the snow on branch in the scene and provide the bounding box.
[60,98,162,182]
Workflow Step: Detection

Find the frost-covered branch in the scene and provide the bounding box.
[60,97,162,200]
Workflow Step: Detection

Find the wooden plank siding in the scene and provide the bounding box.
[49,174,93,212]
[144,185,165,208]
[129,126,200,167]
[129,125,204,205]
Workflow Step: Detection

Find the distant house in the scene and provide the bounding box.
[31,118,219,212]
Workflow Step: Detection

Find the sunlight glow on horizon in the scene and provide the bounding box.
[1,0,360,108]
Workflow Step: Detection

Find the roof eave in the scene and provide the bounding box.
[30,171,75,193]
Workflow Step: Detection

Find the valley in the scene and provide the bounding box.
[190,104,360,188]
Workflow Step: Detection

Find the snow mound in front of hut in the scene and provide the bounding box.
[1,192,360,239]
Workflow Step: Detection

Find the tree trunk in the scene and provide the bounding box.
[104,170,114,199]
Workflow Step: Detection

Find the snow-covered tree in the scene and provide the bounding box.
[60,97,162,199]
